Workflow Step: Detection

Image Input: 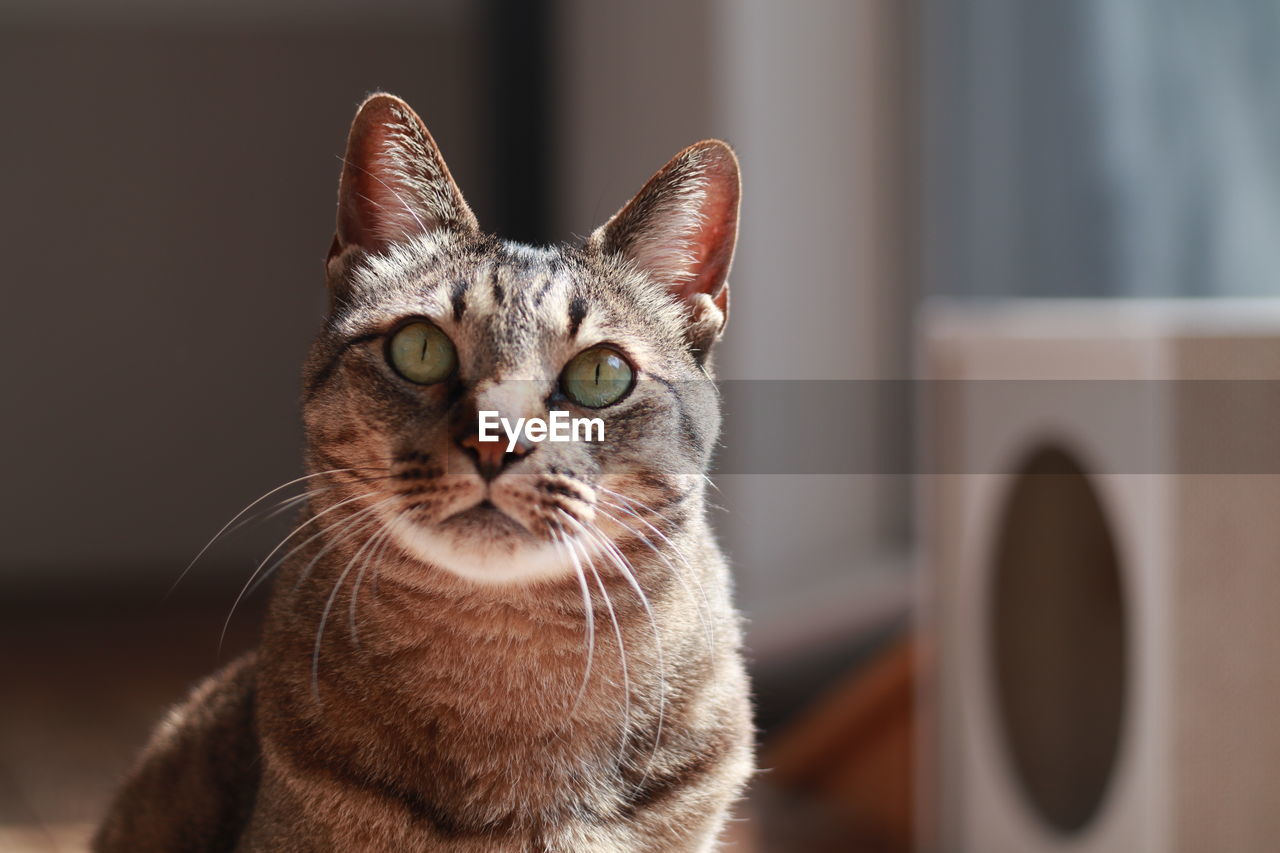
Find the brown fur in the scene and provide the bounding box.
[96,93,753,852]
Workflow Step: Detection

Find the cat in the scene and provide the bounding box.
[94,92,753,852]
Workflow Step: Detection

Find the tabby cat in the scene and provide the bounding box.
[94,93,753,852]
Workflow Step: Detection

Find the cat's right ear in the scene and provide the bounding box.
[329,93,477,273]
[588,140,740,361]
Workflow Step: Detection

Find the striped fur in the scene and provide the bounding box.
[96,94,752,852]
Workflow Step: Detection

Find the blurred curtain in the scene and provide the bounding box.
[923,0,1280,298]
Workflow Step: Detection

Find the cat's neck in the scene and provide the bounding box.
[254,541,679,824]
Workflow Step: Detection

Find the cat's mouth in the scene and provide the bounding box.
[381,487,599,585]
[375,451,602,584]
[440,498,527,534]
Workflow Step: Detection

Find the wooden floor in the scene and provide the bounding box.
[0,592,263,853]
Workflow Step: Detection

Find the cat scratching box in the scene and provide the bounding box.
[918,300,1280,853]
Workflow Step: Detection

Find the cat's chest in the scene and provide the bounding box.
[297,621,648,798]
[355,582,654,732]
[260,569,667,827]
[264,665,641,841]
[361,632,643,760]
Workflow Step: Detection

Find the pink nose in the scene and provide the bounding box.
[458,432,531,481]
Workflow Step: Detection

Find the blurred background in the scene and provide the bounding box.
[5,1,1280,850]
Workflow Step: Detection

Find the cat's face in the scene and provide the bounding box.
[302,94,738,586]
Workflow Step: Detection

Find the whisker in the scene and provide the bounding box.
[348,514,398,646]
[217,492,370,651]
[595,485,680,528]
[289,498,398,592]
[597,494,717,654]
[594,502,716,657]
[220,494,391,652]
[561,515,631,774]
[223,473,396,538]
[566,513,668,790]
[166,465,387,598]
[224,490,314,537]
[308,498,403,700]
[541,528,576,750]
[556,524,597,720]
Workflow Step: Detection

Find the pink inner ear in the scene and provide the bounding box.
[677,169,739,301]
[670,156,742,302]
[339,137,386,253]
[592,140,741,303]
[343,126,425,253]
[335,94,476,256]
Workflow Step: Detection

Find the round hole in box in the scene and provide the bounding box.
[989,444,1128,835]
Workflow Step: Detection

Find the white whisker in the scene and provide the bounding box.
[218,492,371,651]
[348,514,398,646]
[220,495,394,652]
[598,493,717,656]
[289,498,398,592]
[565,512,668,790]
[594,502,716,657]
[557,524,597,719]
[561,515,631,775]
[595,485,679,528]
[310,501,400,700]
[167,466,385,598]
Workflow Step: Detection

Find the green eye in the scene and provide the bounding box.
[387,321,457,385]
[561,346,634,408]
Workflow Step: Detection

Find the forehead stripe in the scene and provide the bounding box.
[530,272,556,307]
[567,295,588,338]
[490,267,506,306]
[449,278,469,321]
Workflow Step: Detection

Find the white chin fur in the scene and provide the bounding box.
[384,512,593,585]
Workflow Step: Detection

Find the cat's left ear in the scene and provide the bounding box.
[589,141,740,358]
[330,93,478,271]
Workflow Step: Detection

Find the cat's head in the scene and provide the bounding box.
[303,93,738,586]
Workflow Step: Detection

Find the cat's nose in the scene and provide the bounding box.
[454,381,542,481]
[458,431,532,481]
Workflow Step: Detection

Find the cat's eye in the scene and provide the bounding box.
[560,346,634,408]
[387,320,457,385]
